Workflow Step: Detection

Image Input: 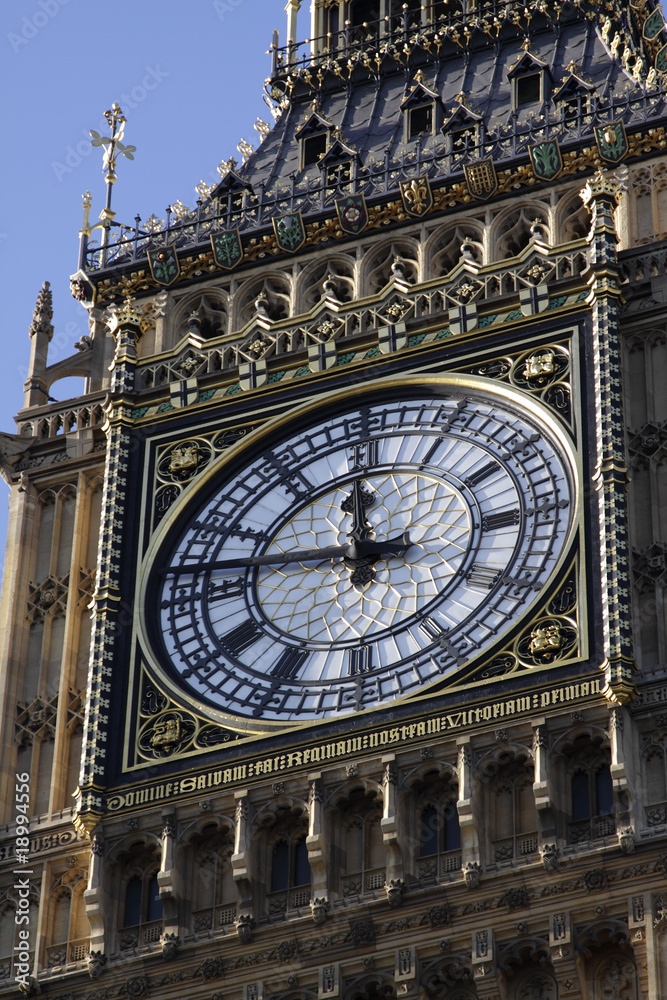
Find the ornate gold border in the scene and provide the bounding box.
[130,372,583,746]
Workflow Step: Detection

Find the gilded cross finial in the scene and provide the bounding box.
[90,103,136,189]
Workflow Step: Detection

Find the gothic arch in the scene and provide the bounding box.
[296,253,356,312]
[490,203,550,260]
[361,238,420,294]
[233,270,292,330]
[169,286,229,345]
[425,220,485,277]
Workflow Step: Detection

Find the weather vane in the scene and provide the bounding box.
[86,103,137,262]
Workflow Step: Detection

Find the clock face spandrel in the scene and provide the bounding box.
[142,382,577,727]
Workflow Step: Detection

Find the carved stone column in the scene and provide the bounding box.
[83,831,107,979]
[549,912,582,999]
[158,812,180,959]
[232,790,254,941]
[457,738,480,885]
[580,170,636,705]
[381,756,403,904]
[23,282,54,408]
[532,720,557,856]
[608,706,636,851]
[306,774,329,923]
[471,928,502,1000]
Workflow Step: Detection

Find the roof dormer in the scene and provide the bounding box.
[400,76,443,141]
[210,168,254,210]
[508,50,551,109]
[295,110,335,168]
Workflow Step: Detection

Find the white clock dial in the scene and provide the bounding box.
[144,380,577,726]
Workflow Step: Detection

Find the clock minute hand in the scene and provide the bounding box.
[164,532,413,576]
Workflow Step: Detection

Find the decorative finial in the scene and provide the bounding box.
[29,282,54,341]
[414,69,425,84]
[90,104,136,192]
[254,118,271,140]
[237,139,254,163]
[217,156,238,177]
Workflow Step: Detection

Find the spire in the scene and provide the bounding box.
[29,281,54,342]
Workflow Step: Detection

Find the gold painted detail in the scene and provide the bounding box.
[123,672,604,781]
[528,622,564,660]
[134,675,240,764]
[93,127,667,305]
[523,350,556,383]
[464,562,580,684]
[153,426,253,531]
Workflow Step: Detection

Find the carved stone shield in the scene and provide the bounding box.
[529,140,563,181]
[308,341,337,372]
[644,6,665,39]
[378,322,407,354]
[273,212,306,253]
[239,360,268,391]
[148,245,180,286]
[170,378,198,408]
[594,122,628,164]
[336,194,368,235]
[464,159,498,200]
[400,176,433,217]
[211,229,243,270]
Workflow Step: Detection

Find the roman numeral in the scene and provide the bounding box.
[230,524,264,541]
[271,647,309,680]
[482,509,520,531]
[222,619,262,656]
[418,616,447,644]
[465,460,500,487]
[350,439,379,470]
[467,564,502,590]
[348,644,373,676]
[208,577,244,601]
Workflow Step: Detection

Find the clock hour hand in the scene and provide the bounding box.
[164,532,413,577]
[343,478,374,543]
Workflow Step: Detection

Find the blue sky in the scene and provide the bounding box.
[0,0,305,569]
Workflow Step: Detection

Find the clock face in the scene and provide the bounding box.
[142,379,577,727]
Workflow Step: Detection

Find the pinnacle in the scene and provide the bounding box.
[29,281,54,341]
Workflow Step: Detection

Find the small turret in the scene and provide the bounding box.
[23,281,54,408]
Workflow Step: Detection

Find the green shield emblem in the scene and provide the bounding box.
[147,245,180,286]
[644,7,665,40]
[529,140,563,181]
[273,211,306,253]
[211,229,243,270]
[594,122,628,164]
[656,43,667,73]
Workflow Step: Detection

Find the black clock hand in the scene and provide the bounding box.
[346,478,374,543]
[164,532,412,576]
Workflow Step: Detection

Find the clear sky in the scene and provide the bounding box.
[0,0,306,570]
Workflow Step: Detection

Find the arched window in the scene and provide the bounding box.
[336,788,384,898]
[46,872,89,968]
[413,771,462,883]
[489,758,538,863]
[566,738,615,843]
[118,846,163,950]
[266,825,311,917]
[191,828,236,933]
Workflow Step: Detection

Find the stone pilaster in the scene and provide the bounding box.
[581,170,636,705]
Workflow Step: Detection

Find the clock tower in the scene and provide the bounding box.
[2,1,667,998]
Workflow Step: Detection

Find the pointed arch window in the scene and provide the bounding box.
[267,828,311,916]
[336,788,384,897]
[119,849,164,950]
[567,740,616,843]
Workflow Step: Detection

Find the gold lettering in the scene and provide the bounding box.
[287,752,302,767]
[180,777,197,792]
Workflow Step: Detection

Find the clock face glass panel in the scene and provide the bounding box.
[146,385,576,725]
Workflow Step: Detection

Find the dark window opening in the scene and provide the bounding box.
[146,874,162,922]
[420,805,438,856]
[561,97,580,123]
[303,132,327,167]
[443,800,462,851]
[271,840,289,891]
[123,877,142,927]
[293,837,311,886]
[595,765,614,816]
[351,1,380,27]
[409,104,433,139]
[230,192,244,212]
[516,73,541,107]
[571,770,590,821]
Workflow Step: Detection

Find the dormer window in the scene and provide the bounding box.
[319,136,360,189]
[327,160,352,185]
[508,50,551,111]
[450,124,478,152]
[401,77,442,142]
[409,103,433,139]
[303,132,327,167]
[296,111,335,170]
[516,73,542,107]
